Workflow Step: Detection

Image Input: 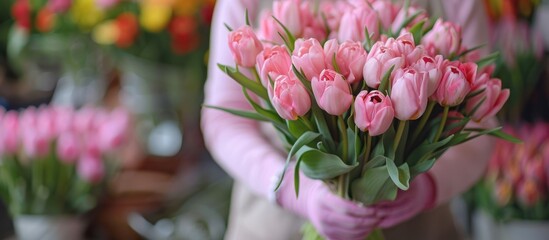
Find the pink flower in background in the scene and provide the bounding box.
[434,65,470,107]
[52,106,75,133]
[493,179,512,206]
[48,0,71,13]
[517,178,542,207]
[57,132,81,163]
[363,40,404,89]
[318,1,350,36]
[95,0,119,9]
[268,74,311,120]
[412,55,443,96]
[98,108,131,151]
[371,1,398,30]
[354,90,394,136]
[78,154,105,183]
[338,6,380,43]
[228,26,264,68]
[273,0,304,37]
[256,45,292,87]
[22,131,50,158]
[323,39,339,69]
[0,111,20,154]
[422,19,462,57]
[335,41,368,83]
[292,38,326,80]
[312,69,353,115]
[391,68,428,120]
[257,10,279,43]
[466,78,509,122]
[391,5,428,34]
[74,107,98,133]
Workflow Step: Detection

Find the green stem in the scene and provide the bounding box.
[251,67,261,83]
[361,134,372,175]
[411,101,436,143]
[434,106,450,142]
[393,120,407,153]
[337,115,349,199]
[299,116,316,132]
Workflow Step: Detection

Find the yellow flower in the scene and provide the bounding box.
[140,3,173,32]
[92,21,118,45]
[173,0,201,16]
[71,0,105,30]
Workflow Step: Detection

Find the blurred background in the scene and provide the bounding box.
[0,0,549,239]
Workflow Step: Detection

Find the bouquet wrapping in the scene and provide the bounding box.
[210,0,518,238]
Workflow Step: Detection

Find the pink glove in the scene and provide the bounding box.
[277,167,381,240]
[373,173,436,228]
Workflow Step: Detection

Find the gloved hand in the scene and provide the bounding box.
[276,167,381,240]
[373,172,437,228]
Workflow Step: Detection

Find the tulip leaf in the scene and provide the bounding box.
[453,44,486,60]
[296,146,358,180]
[476,52,500,69]
[364,155,388,170]
[385,158,410,190]
[406,134,454,166]
[394,10,425,36]
[463,127,509,143]
[218,64,269,100]
[224,23,233,31]
[272,16,296,51]
[288,120,311,138]
[241,87,285,126]
[409,20,426,45]
[378,65,395,95]
[245,9,251,26]
[274,132,322,192]
[292,65,314,94]
[363,27,373,51]
[351,165,398,205]
[464,128,522,143]
[312,106,335,152]
[410,158,436,176]
[203,105,271,122]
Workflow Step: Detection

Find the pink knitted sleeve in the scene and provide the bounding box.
[201,0,285,200]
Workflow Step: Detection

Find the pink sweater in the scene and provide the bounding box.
[202,0,494,206]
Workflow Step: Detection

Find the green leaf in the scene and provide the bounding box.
[410,158,436,176]
[203,105,271,121]
[287,120,310,138]
[409,20,426,45]
[363,27,373,51]
[312,106,335,151]
[275,132,321,191]
[294,161,301,197]
[297,146,358,180]
[406,135,454,166]
[378,65,395,95]
[385,159,410,190]
[351,165,398,205]
[218,64,269,100]
[453,44,486,60]
[464,127,522,143]
[476,52,500,69]
[394,10,425,36]
[292,65,313,94]
[241,87,284,126]
[272,16,296,51]
[364,155,387,169]
[245,9,251,26]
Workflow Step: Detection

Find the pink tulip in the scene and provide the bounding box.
[354,90,394,136]
[434,65,471,107]
[335,41,368,83]
[74,107,97,133]
[257,10,280,44]
[323,39,339,69]
[57,132,81,163]
[268,74,311,120]
[318,1,350,34]
[292,38,326,80]
[256,45,292,87]
[22,131,50,158]
[95,0,118,9]
[36,107,58,140]
[465,78,510,122]
[52,106,75,133]
[78,154,104,183]
[0,111,20,154]
[338,6,380,43]
[422,19,462,57]
[48,0,72,13]
[312,69,353,116]
[273,0,304,37]
[390,68,429,120]
[363,40,404,89]
[493,179,512,206]
[371,1,398,30]
[390,33,424,66]
[391,5,428,34]
[413,55,443,96]
[98,108,130,151]
[228,26,264,68]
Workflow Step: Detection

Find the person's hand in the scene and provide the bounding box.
[373,173,437,228]
[276,168,381,240]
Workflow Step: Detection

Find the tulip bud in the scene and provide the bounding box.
[412,55,443,96]
[78,154,105,183]
[269,74,312,120]
[292,38,326,80]
[229,26,264,68]
[434,65,471,106]
[391,68,429,120]
[354,90,394,136]
[57,132,81,163]
[256,45,292,87]
[363,40,404,89]
[422,19,462,57]
[335,41,368,83]
[465,78,509,122]
[312,69,353,115]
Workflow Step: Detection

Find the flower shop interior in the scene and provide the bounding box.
[1,0,549,240]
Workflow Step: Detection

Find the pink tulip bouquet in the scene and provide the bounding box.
[0,105,130,215]
[473,122,549,221]
[209,0,518,238]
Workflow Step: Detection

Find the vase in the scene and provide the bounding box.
[14,215,86,240]
[117,53,205,157]
[472,210,549,240]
